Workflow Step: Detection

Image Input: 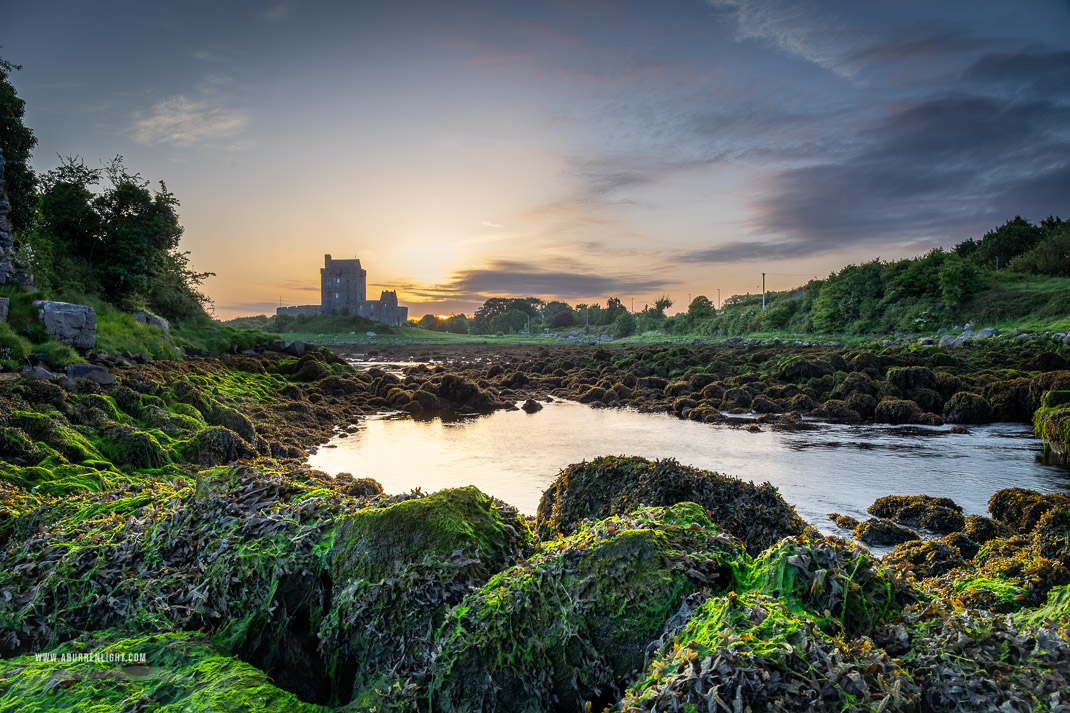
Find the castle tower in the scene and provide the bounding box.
[320,254,367,314]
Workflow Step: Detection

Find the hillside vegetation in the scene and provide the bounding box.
[0,56,275,365]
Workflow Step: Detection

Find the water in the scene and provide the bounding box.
[308,400,1070,535]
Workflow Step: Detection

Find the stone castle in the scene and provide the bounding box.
[276,254,408,326]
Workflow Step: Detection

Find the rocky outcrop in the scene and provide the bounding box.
[33,300,96,349]
[131,309,169,331]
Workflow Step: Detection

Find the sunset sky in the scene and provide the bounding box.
[5,1,1069,320]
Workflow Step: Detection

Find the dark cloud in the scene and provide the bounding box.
[384,260,671,302]
[963,50,1070,99]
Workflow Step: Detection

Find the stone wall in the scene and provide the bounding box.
[0,148,16,285]
[275,304,321,317]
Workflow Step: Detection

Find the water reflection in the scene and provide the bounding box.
[308,400,1070,535]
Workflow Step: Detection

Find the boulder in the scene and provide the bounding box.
[33,300,96,349]
[131,309,170,331]
[66,363,115,385]
[0,296,7,322]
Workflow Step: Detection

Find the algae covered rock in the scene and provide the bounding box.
[180,426,257,466]
[613,591,916,713]
[0,631,328,713]
[1033,506,1070,568]
[988,487,1070,534]
[867,494,965,533]
[942,391,993,424]
[536,456,806,555]
[323,487,530,702]
[745,535,914,636]
[884,538,966,579]
[428,503,747,713]
[853,518,919,546]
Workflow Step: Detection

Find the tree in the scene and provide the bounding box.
[1009,220,1070,276]
[611,311,636,338]
[966,216,1043,270]
[688,295,715,319]
[418,314,442,331]
[444,314,469,333]
[605,297,627,323]
[652,295,673,316]
[0,53,38,231]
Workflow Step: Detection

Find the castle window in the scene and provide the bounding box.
[336,278,340,284]
[335,293,340,299]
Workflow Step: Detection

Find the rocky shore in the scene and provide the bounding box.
[0,341,1067,711]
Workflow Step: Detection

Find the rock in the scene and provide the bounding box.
[977,327,999,339]
[66,363,114,385]
[429,504,745,712]
[964,322,973,330]
[366,331,376,337]
[918,337,934,346]
[943,391,993,424]
[0,297,7,322]
[131,309,170,331]
[874,398,924,424]
[828,512,860,529]
[521,398,543,413]
[32,300,96,349]
[884,539,964,578]
[868,494,965,533]
[20,365,56,381]
[854,518,919,546]
[535,455,806,555]
[939,334,954,347]
[1015,334,1030,342]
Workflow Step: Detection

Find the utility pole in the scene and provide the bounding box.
[631,297,634,313]
[717,289,720,310]
[762,273,766,310]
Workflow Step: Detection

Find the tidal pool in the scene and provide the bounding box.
[308,400,1070,535]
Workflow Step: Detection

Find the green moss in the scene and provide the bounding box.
[332,486,529,585]
[614,591,916,712]
[1034,401,1070,464]
[426,503,746,712]
[742,535,910,636]
[0,631,329,712]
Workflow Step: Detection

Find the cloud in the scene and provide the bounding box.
[261,4,291,23]
[708,0,866,76]
[384,260,672,303]
[700,89,1070,261]
[478,220,504,228]
[130,95,248,148]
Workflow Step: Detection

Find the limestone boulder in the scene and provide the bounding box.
[131,309,170,331]
[33,300,96,349]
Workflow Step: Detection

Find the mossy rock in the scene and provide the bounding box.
[775,356,834,382]
[427,504,747,713]
[0,427,38,460]
[868,494,965,533]
[743,535,914,636]
[179,426,256,466]
[324,488,530,702]
[0,631,329,712]
[536,456,806,555]
[331,486,528,585]
[1034,401,1070,465]
[102,426,171,469]
[853,518,919,546]
[988,487,1070,534]
[140,405,205,437]
[1034,506,1070,568]
[943,391,994,424]
[964,513,1011,544]
[206,404,258,447]
[612,591,916,713]
[884,538,966,578]
[874,398,925,425]
[886,365,937,391]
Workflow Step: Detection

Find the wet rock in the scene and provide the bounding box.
[874,398,924,425]
[884,539,965,578]
[964,514,1011,544]
[989,487,1070,534]
[828,512,860,529]
[854,518,919,546]
[520,398,543,413]
[943,391,993,424]
[887,366,937,392]
[776,356,833,382]
[868,494,965,533]
[613,591,917,713]
[1033,507,1070,568]
[811,398,861,423]
[181,426,257,466]
[536,455,806,555]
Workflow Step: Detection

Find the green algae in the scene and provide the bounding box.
[613,591,916,713]
[426,503,747,712]
[742,535,912,637]
[0,631,329,713]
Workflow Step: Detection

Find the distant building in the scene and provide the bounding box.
[276,254,409,326]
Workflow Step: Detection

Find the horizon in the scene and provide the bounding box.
[5,0,1069,320]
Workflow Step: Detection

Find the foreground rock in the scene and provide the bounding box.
[426,503,746,712]
[33,300,96,349]
[536,455,807,555]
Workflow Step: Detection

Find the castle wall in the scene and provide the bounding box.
[275,305,320,317]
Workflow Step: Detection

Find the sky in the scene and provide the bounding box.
[5,0,1070,320]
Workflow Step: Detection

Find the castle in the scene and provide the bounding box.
[276,255,409,326]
